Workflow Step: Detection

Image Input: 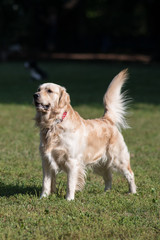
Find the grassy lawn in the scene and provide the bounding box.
[0,61,160,240]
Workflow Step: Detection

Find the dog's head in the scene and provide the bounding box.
[33,83,70,113]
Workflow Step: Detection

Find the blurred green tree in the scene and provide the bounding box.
[0,0,159,55]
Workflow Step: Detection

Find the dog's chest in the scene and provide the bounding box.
[59,129,84,157]
[41,127,84,161]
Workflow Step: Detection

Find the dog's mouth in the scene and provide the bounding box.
[34,101,50,111]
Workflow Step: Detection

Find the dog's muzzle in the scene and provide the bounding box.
[33,93,40,100]
[33,93,50,111]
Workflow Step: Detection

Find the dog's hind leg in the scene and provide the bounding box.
[121,162,136,194]
[51,170,57,194]
[93,163,112,192]
[116,155,136,194]
[108,136,136,194]
[103,167,112,191]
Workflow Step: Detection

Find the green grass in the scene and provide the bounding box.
[0,61,160,240]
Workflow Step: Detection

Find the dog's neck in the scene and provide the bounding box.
[35,104,82,134]
[54,111,67,125]
[35,104,74,129]
[36,110,63,129]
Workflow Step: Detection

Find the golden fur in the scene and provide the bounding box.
[33,69,136,200]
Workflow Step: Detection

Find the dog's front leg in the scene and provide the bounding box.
[40,158,52,198]
[66,160,78,201]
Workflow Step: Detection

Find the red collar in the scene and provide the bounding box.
[55,111,67,125]
[62,111,67,120]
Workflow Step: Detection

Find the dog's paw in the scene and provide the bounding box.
[40,192,49,199]
[66,195,75,201]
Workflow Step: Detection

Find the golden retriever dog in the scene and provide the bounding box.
[33,69,136,200]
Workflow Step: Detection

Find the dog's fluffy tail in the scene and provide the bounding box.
[103,69,130,130]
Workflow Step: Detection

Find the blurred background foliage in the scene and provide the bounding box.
[0,0,160,60]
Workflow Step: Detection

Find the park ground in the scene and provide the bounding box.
[0,61,160,239]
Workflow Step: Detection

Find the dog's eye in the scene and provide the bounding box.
[47,89,53,93]
[37,88,40,92]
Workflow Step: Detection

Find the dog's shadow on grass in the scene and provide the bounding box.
[0,182,41,198]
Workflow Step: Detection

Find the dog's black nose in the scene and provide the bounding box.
[33,93,40,99]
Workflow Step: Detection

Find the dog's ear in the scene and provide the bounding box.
[58,87,70,108]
